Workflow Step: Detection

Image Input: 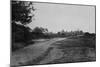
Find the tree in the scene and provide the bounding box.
[32,27,49,39]
[12,1,35,25]
[12,1,35,45]
[33,27,48,34]
[12,1,35,51]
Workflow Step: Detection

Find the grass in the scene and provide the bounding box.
[53,36,96,49]
[12,41,35,52]
[47,47,96,64]
[48,36,96,64]
[13,47,54,66]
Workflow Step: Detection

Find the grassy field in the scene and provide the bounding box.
[54,36,95,48]
[47,36,96,64]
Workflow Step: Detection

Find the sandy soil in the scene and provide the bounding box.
[11,38,66,66]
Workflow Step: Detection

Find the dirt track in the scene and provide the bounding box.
[11,38,66,66]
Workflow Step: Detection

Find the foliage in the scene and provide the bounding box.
[32,27,49,39]
[11,1,35,51]
[33,27,48,34]
[12,1,35,25]
[12,1,35,42]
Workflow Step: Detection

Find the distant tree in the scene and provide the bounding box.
[84,32,95,38]
[84,32,90,36]
[57,32,61,35]
[33,27,48,34]
[32,27,49,39]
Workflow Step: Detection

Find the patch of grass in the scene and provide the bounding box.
[16,47,54,66]
[48,36,96,64]
[12,41,35,52]
[46,47,96,64]
[53,36,95,49]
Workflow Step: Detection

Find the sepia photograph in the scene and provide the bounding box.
[11,0,96,66]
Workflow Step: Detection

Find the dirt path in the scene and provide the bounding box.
[11,38,66,66]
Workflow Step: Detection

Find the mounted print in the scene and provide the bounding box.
[11,0,96,67]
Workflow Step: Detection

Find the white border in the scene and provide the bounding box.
[0,0,99,67]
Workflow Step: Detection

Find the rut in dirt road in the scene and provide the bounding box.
[11,38,66,66]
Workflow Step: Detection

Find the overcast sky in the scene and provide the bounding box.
[28,2,95,33]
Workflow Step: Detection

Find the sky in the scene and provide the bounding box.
[28,2,95,33]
